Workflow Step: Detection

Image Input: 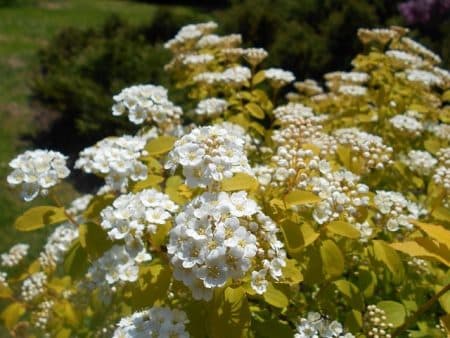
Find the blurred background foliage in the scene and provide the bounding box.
[0,0,449,251]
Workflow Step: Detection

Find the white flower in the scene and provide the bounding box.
[195,98,228,118]
[112,84,182,130]
[39,223,78,270]
[337,85,367,96]
[21,272,47,301]
[166,125,253,188]
[167,191,285,300]
[113,307,189,338]
[7,150,70,201]
[389,114,423,136]
[264,68,295,86]
[404,69,443,87]
[1,243,29,267]
[402,150,437,176]
[295,312,354,338]
[75,135,148,192]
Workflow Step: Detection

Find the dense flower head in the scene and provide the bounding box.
[334,128,393,173]
[396,37,442,65]
[389,114,423,136]
[433,148,450,193]
[325,71,370,86]
[404,69,443,87]
[21,272,47,302]
[264,68,295,87]
[294,79,324,96]
[1,243,29,267]
[86,245,141,290]
[112,84,182,130]
[165,125,253,188]
[7,149,70,201]
[295,312,354,338]
[243,47,268,66]
[357,27,401,45]
[195,97,228,118]
[194,65,252,87]
[164,21,218,51]
[403,150,437,176]
[113,307,189,338]
[337,84,368,97]
[75,135,148,192]
[385,50,423,67]
[374,190,424,231]
[428,123,450,141]
[39,223,78,270]
[100,189,178,253]
[167,191,286,300]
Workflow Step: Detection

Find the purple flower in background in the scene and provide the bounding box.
[399,0,450,24]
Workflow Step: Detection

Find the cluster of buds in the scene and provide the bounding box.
[364,305,394,338]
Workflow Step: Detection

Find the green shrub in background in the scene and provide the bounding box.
[31,9,206,154]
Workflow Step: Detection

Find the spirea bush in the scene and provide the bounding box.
[1,23,450,338]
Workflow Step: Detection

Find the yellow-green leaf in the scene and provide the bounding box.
[252,71,266,86]
[390,239,450,266]
[442,90,450,102]
[284,190,321,207]
[145,135,176,156]
[263,283,289,308]
[411,220,450,247]
[245,102,265,119]
[280,220,318,253]
[373,240,404,280]
[0,284,12,299]
[1,302,26,330]
[320,240,345,278]
[326,221,360,239]
[78,222,112,259]
[64,241,88,280]
[221,173,259,192]
[333,280,364,310]
[130,175,164,192]
[209,286,251,338]
[280,259,303,285]
[377,301,406,328]
[14,206,67,231]
[432,206,450,223]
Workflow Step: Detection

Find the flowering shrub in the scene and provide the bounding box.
[1,23,450,337]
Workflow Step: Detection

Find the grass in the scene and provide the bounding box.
[0,0,162,254]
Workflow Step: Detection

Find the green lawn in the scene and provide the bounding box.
[0,0,162,254]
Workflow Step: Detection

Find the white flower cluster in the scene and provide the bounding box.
[243,47,268,66]
[404,69,443,87]
[389,114,423,136]
[334,128,393,173]
[385,50,423,67]
[39,223,78,270]
[363,305,394,338]
[264,68,295,87]
[181,53,214,66]
[167,191,286,300]
[7,149,70,201]
[165,125,253,188]
[164,21,218,51]
[325,71,370,86]
[1,243,29,267]
[399,37,441,65]
[295,312,354,338]
[337,85,367,97]
[403,150,437,176]
[100,189,178,254]
[357,27,400,45]
[428,123,450,141]
[195,97,228,118]
[433,148,450,193]
[86,245,141,290]
[374,191,424,232]
[307,165,370,225]
[354,221,373,242]
[33,299,54,329]
[67,194,93,218]
[112,84,182,130]
[21,272,47,302]
[75,135,147,192]
[194,65,252,87]
[196,33,242,49]
[113,307,189,338]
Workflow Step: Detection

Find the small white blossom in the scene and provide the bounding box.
[264,68,295,87]
[113,307,189,338]
[1,243,29,267]
[295,312,355,338]
[7,150,70,201]
[21,272,47,302]
[389,114,423,136]
[403,150,437,176]
[195,98,228,118]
